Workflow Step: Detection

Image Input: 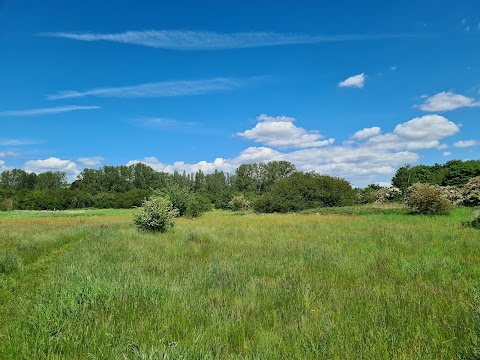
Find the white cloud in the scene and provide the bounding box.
[39,30,425,50]
[0,151,21,157]
[338,73,365,88]
[24,157,80,179]
[0,105,100,117]
[0,160,6,172]
[352,127,381,140]
[126,114,462,188]
[256,114,296,122]
[393,114,459,140]
[453,140,479,147]
[77,156,104,166]
[0,139,42,146]
[47,78,249,100]
[237,114,334,148]
[418,91,480,112]
[443,152,452,156]
[364,115,459,151]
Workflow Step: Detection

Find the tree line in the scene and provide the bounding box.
[0,161,302,211]
[392,160,480,191]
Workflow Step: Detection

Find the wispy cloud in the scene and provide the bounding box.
[139,117,224,136]
[0,105,100,117]
[38,30,428,50]
[0,151,21,157]
[47,78,249,100]
[0,139,43,146]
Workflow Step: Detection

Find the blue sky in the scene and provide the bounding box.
[0,0,479,187]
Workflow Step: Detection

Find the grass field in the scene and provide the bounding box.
[0,206,479,359]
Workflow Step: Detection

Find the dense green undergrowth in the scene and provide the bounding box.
[0,207,479,359]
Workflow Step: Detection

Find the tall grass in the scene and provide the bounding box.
[0,208,479,358]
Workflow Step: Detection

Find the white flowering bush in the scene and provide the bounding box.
[406,183,452,215]
[134,196,179,232]
[228,195,250,211]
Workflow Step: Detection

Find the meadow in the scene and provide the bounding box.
[0,206,479,359]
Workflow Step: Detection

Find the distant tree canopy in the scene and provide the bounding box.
[0,169,66,190]
[0,161,302,211]
[392,160,480,191]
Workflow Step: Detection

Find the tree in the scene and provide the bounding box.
[35,171,67,190]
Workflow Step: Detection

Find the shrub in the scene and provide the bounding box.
[253,172,356,213]
[228,195,250,211]
[185,194,212,218]
[0,252,20,274]
[463,210,480,229]
[463,176,480,207]
[405,183,452,215]
[134,196,179,232]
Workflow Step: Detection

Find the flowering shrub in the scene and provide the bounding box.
[228,195,250,211]
[134,196,179,232]
[406,183,452,215]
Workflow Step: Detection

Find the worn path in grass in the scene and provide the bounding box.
[0,207,479,359]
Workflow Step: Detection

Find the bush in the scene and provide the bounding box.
[228,195,250,211]
[405,183,452,215]
[185,194,212,218]
[134,196,179,232]
[253,172,356,213]
[463,210,480,229]
[463,176,480,207]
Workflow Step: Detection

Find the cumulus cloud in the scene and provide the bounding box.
[453,140,479,147]
[352,127,381,140]
[77,156,104,166]
[366,115,459,150]
[237,114,334,148]
[418,91,480,112]
[338,73,365,88]
[0,160,6,172]
[24,157,80,179]
[126,114,462,187]
[443,152,452,156]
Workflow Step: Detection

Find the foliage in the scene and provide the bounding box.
[405,183,452,215]
[185,194,212,218]
[228,194,250,211]
[254,172,356,213]
[356,184,386,204]
[157,184,193,216]
[234,161,296,194]
[134,196,179,232]
[462,176,480,207]
[463,210,480,229]
[392,160,480,190]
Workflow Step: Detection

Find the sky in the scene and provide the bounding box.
[0,0,479,187]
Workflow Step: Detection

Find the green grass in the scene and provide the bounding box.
[0,207,479,359]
